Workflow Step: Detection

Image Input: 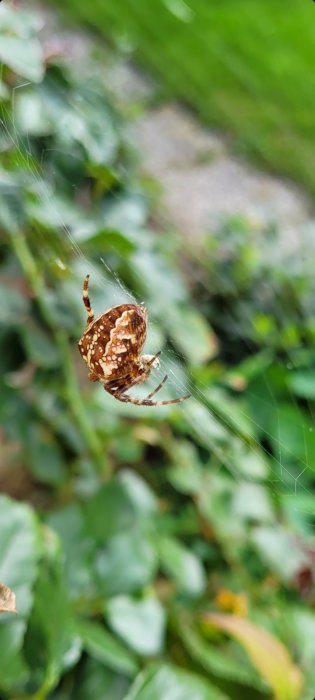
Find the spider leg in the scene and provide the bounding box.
[83,274,94,326]
[105,361,190,407]
[144,374,168,400]
[113,391,191,407]
[108,370,167,403]
[146,351,161,368]
[105,373,144,400]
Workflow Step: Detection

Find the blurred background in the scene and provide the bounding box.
[1,1,315,698]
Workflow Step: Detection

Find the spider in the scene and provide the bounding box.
[78,275,190,407]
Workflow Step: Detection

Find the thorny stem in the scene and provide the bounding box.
[11,232,109,477]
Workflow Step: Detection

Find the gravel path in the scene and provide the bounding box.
[38,10,314,252]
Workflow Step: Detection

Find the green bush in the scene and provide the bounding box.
[0,6,314,700]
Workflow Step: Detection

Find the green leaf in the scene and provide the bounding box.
[117,470,158,515]
[231,445,269,480]
[287,370,315,400]
[124,664,227,700]
[252,525,309,584]
[0,173,26,232]
[95,528,158,597]
[0,497,42,616]
[0,496,42,690]
[47,504,97,601]
[0,36,44,82]
[21,323,59,367]
[106,596,165,656]
[24,529,81,692]
[179,622,267,692]
[288,608,315,694]
[75,227,136,256]
[77,619,138,676]
[26,423,66,485]
[75,658,130,700]
[0,285,29,324]
[264,403,315,470]
[131,248,187,316]
[15,91,54,136]
[165,305,218,364]
[231,483,274,523]
[183,399,228,448]
[83,480,138,542]
[205,613,303,700]
[0,79,9,99]
[0,5,42,35]
[167,440,204,495]
[158,536,206,596]
[101,191,148,234]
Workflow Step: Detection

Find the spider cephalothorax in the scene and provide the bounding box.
[78,275,190,406]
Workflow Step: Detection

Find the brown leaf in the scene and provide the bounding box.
[0,583,17,613]
[204,612,303,700]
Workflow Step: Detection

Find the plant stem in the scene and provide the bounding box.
[11,231,110,477]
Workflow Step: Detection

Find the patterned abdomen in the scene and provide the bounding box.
[78,303,147,382]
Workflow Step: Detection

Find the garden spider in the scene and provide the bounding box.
[78,275,190,406]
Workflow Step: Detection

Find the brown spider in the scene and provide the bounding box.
[78,275,190,406]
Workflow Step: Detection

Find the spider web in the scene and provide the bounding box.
[1,21,315,536]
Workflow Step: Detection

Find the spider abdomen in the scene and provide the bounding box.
[78,303,147,383]
[78,275,190,406]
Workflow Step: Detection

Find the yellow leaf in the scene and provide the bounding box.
[204,613,303,700]
[0,582,17,613]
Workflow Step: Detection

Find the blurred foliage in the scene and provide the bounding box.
[0,5,315,700]
[53,0,315,196]
[193,217,315,497]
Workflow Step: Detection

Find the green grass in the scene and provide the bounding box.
[53,0,315,196]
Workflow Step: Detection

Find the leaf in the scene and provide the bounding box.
[15,91,54,136]
[46,504,97,600]
[0,583,16,613]
[26,423,66,485]
[167,440,204,495]
[95,528,158,597]
[77,619,138,676]
[158,536,206,596]
[0,5,42,35]
[204,613,303,700]
[165,305,218,364]
[231,483,273,523]
[117,470,158,515]
[131,248,187,316]
[24,529,81,691]
[101,191,148,234]
[21,323,59,367]
[0,496,42,690]
[288,608,315,695]
[0,497,42,617]
[73,658,130,700]
[0,285,29,324]
[266,403,315,470]
[106,596,165,656]
[231,446,269,480]
[179,622,266,692]
[67,89,118,164]
[76,227,136,256]
[0,36,44,82]
[83,480,138,542]
[287,370,315,400]
[183,399,228,448]
[252,525,309,584]
[0,173,26,232]
[124,663,228,700]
